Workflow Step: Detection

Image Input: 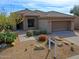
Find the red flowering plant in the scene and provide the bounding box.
[38,35,48,42]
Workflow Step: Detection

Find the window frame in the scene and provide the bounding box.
[27,19,35,27]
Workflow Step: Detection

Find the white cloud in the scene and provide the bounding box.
[32,0,79,6]
[22,0,79,13]
[22,0,79,9]
[0,0,79,14]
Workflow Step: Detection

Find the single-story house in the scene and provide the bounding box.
[12,10,75,33]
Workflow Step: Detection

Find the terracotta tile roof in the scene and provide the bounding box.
[13,9,74,18]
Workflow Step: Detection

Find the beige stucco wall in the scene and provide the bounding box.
[23,17,28,30]
[38,18,51,33]
[74,17,79,29]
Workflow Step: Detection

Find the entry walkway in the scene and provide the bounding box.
[16,30,35,42]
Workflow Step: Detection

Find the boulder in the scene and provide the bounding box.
[63,41,70,45]
[55,36,63,41]
[11,42,15,46]
[57,42,63,47]
[34,44,45,50]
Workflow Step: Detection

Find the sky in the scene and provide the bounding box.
[0,0,79,14]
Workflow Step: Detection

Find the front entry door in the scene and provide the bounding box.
[16,22,23,30]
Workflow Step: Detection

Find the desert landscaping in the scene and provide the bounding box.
[0,34,79,59]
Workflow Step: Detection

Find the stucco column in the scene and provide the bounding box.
[23,17,28,30]
[71,21,74,31]
[48,20,52,33]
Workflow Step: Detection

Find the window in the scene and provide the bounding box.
[28,19,35,27]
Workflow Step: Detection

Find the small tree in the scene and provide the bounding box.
[10,12,23,24]
[0,12,16,31]
[70,5,79,16]
[0,12,6,25]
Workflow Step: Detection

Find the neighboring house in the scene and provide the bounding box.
[12,10,75,33]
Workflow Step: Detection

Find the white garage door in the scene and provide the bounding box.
[52,21,71,32]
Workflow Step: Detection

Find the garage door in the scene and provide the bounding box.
[52,21,71,32]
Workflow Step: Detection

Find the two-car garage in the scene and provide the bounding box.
[52,21,71,32]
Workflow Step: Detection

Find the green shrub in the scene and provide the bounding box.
[5,32,16,44]
[5,24,13,31]
[26,31,33,37]
[0,32,17,44]
[26,30,48,36]
[0,23,13,32]
[0,33,5,43]
[40,30,47,34]
[33,30,48,36]
[33,30,40,36]
[0,25,3,31]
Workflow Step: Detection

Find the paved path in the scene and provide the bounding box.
[67,55,79,59]
[16,30,36,42]
[18,34,35,42]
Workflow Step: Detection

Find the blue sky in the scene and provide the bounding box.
[0,0,79,14]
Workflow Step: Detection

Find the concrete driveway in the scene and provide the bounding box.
[52,31,79,46]
[67,55,79,59]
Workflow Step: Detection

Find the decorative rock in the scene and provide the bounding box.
[34,44,45,50]
[70,46,74,52]
[63,41,69,45]
[24,48,27,52]
[0,43,7,48]
[71,43,74,45]
[11,42,15,46]
[1,29,5,33]
[59,36,64,38]
[55,36,63,41]
[56,39,63,41]
[57,42,63,47]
